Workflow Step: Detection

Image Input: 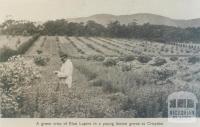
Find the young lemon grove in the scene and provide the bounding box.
[0,35,200,118]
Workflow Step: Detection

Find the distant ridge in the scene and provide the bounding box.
[66,13,200,28]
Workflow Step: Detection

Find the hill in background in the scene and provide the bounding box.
[67,13,200,28]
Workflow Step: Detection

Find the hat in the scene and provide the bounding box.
[61,54,68,62]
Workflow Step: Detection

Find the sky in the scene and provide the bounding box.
[0,0,200,22]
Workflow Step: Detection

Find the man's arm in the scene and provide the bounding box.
[54,71,68,78]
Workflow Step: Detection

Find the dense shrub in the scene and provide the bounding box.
[95,55,105,61]
[186,50,190,53]
[91,79,104,87]
[137,55,152,63]
[115,109,137,118]
[121,64,132,72]
[103,58,117,67]
[34,55,50,66]
[2,19,200,42]
[129,91,166,117]
[76,65,97,81]
[87,55,105,62]
[153,69,176,81]
[102,80,118,93]
[182,73,193,82]
[121,55,135,62]
[188,56,200,64]
[170,56,178,61]
[165,48,169,53]
[108,92,136,117]
[0,56,40,117]
[0,46,17,62]
[91,79,110,87]
[151,57,167,66]
[36,49,43,54]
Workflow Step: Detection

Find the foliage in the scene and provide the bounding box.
[151,57,167,66]
[34,55,50,66]
[91,79,109,87]
[1,20,40,35]
[0,34,40,62]
[103,58,117,67]
[108,92,136,118]
[76,64,97,81]
[118,71,173,117]
[0,56,40,117]
[87,55,105,62]
[85,20,107,36]
[120,55,135,62]
[121,64,132,72]
[102,80,118,93]
[188,56,200,64]
[0,46,17,62]
[36,49,43,54]
[90,79,104,87]
[151,68,176,81]
[170,56,178,61]
[2,19,200,42]
[137,55,152,63]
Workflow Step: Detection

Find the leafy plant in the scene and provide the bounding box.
[103,58,117,67]
[170,56,178,61]
[0,46,17,62]
[36,49,43,54]
[121,55,135,62]
[34,55,50,66]
[0,56,40,117]
[76,65,97,81]
[188,56,200,64]
[121,64,132,72]
[151,57,167,66]
[87,55,105,62]
[102,80,118,93]
[137,55,152,63]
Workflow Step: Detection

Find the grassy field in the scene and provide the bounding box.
[0,35,31,50]
[1,36,200,118]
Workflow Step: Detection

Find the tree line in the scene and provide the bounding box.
[1,19,200,43]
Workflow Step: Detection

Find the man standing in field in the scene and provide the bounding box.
[54,55,73,89]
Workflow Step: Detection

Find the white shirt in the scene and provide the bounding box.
[57,59,73,78]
